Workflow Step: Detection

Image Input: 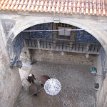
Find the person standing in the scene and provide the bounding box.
[27,74,36,84]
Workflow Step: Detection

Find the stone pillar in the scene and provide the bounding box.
[70,31,75,42]
[96,52,107,107]
[95,54,104,107]
[97,74,107,107]
[52,23,57,49]
[19,47,32,81]
[37,40,40,49]
[0,22,21,107]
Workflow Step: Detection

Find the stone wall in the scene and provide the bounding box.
[0,22,21,107]
[0,52,22,107]
[97,75,107,107]
[0,67,21,107]
[19,47,32,83]
[31,50,97,66]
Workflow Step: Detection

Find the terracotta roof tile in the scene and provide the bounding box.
[0,0,107,16]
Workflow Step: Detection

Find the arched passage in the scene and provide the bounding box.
[6,18,107,76]
[7,17,107,56]
[6,17,107,107]
[6,17,107,85]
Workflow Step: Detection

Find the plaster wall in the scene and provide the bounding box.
[0,21,22,107]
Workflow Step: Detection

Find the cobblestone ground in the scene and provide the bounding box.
[15,62,96,107]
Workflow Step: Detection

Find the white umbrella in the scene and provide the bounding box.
[44,78,61,96]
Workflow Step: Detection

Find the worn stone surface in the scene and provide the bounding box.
[15,61,96,107]
[32,50,97,66]
[0,21,21,107]
[1,19,15,38]
[97,75,107,107]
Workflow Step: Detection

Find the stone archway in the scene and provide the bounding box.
[6,16,107,107]
[7,16,107,56]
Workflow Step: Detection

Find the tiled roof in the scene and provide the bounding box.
[0,0,107,16]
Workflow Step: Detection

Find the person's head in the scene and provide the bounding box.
[29,74,32,77]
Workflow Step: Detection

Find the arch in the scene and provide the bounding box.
[5,16,107,107]
[6,17,107,56]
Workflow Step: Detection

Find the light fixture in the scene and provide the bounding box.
[44,78,61,96]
